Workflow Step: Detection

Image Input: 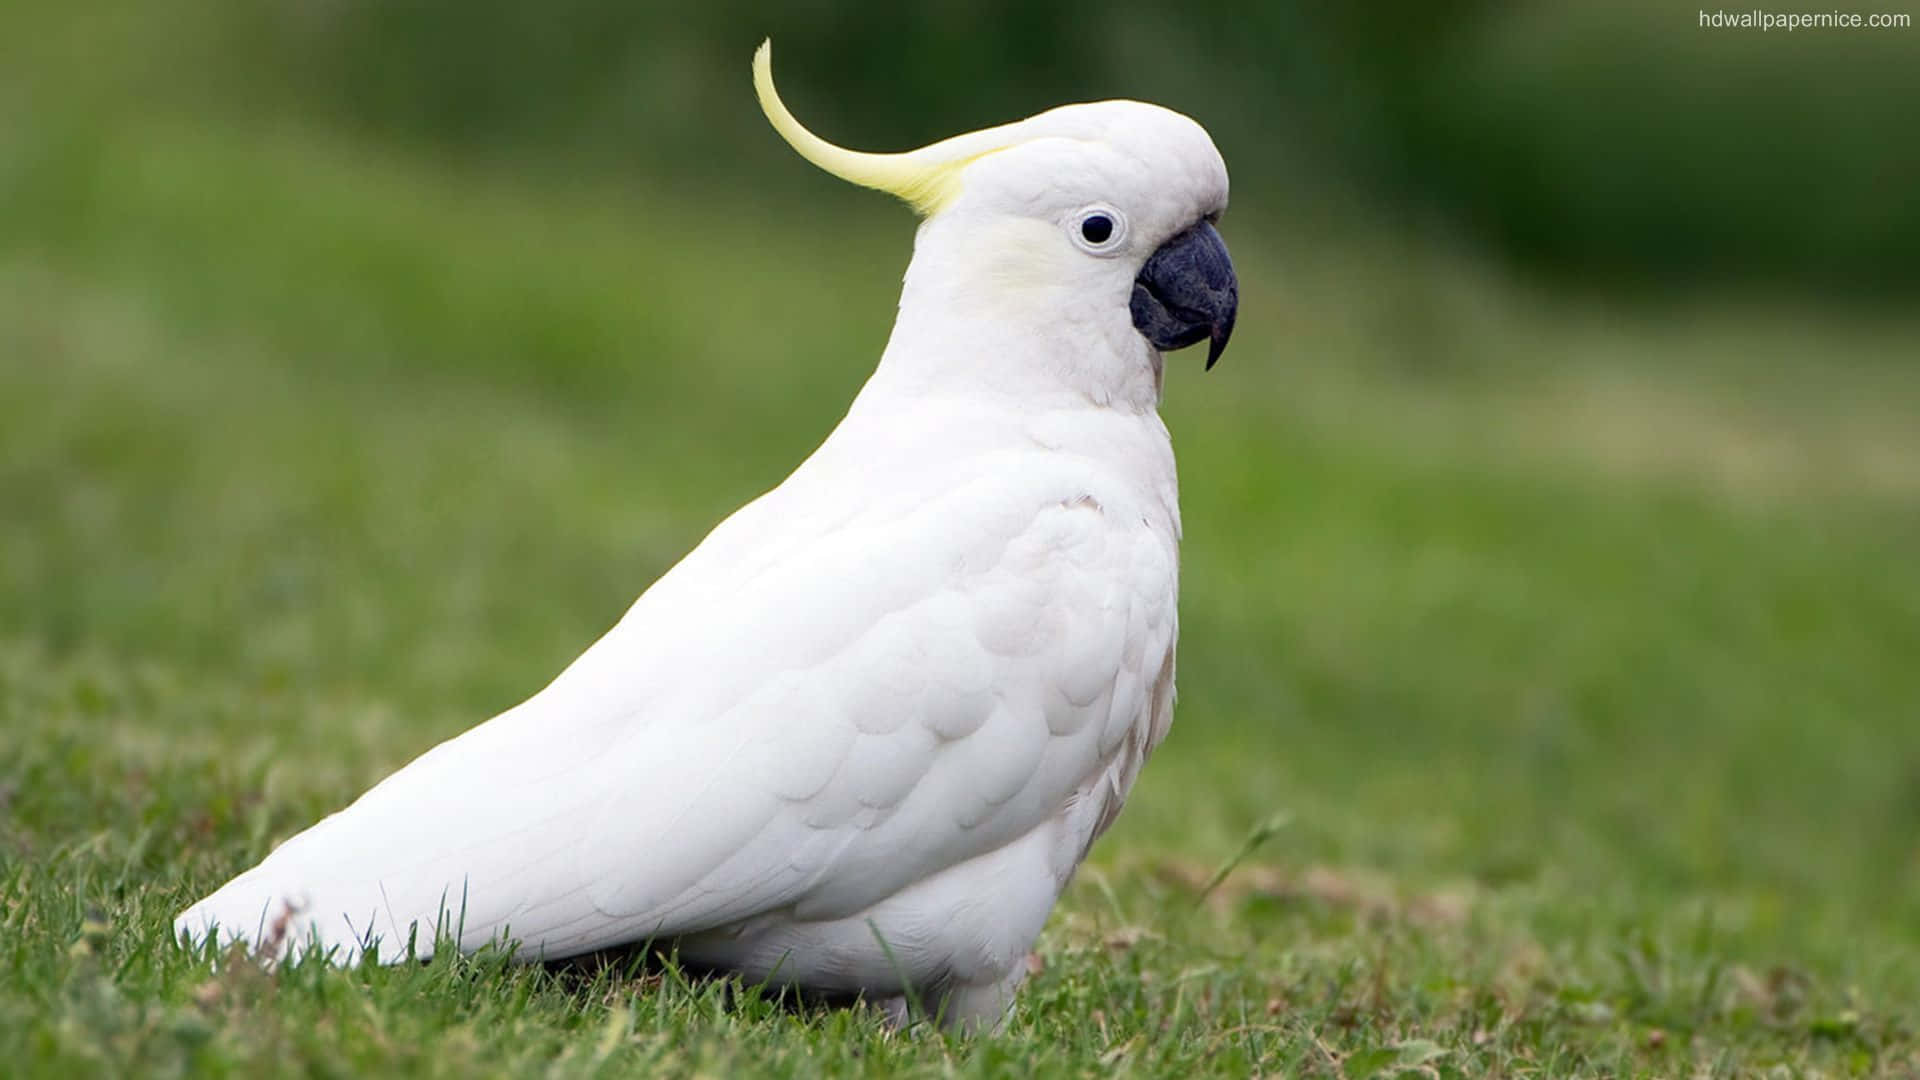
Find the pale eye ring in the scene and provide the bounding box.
[1068,205,1128,255]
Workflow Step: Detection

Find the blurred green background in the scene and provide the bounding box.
[12,0,1919,292]
[3,1,1919,1072]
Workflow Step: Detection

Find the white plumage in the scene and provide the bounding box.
[177,42,1235,1030]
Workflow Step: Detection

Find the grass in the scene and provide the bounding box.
[2,105,1919,1077]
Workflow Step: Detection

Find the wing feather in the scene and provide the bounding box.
[176,436,1178,966]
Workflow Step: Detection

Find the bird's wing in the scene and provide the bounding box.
[175,446,1178,963]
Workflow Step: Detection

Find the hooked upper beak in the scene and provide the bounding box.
[1130,220,1238,370]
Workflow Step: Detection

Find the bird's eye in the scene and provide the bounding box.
[1068,205,1128,255]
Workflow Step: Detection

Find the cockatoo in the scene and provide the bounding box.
[176,41,1237,1031]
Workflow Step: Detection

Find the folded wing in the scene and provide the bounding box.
[175,449,1177,965]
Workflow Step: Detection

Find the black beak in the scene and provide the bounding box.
[1130,220,1237,370]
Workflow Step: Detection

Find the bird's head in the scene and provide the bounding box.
[754,42,1236,405]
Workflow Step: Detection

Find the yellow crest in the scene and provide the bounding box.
[753,41,1023,216]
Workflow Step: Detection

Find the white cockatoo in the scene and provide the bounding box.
[176,41,1237,1031]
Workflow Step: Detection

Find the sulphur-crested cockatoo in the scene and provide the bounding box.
[176,41,1237,1031]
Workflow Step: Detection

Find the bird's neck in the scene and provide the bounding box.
[863,222,1166,414]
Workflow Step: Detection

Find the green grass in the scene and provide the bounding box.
[3,111,1919,1077]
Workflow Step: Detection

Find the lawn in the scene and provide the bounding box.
[2,108,1918,1077]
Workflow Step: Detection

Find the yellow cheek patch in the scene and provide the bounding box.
[753,40,1017,217]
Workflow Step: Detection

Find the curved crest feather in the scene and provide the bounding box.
[753,40,1021,216]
